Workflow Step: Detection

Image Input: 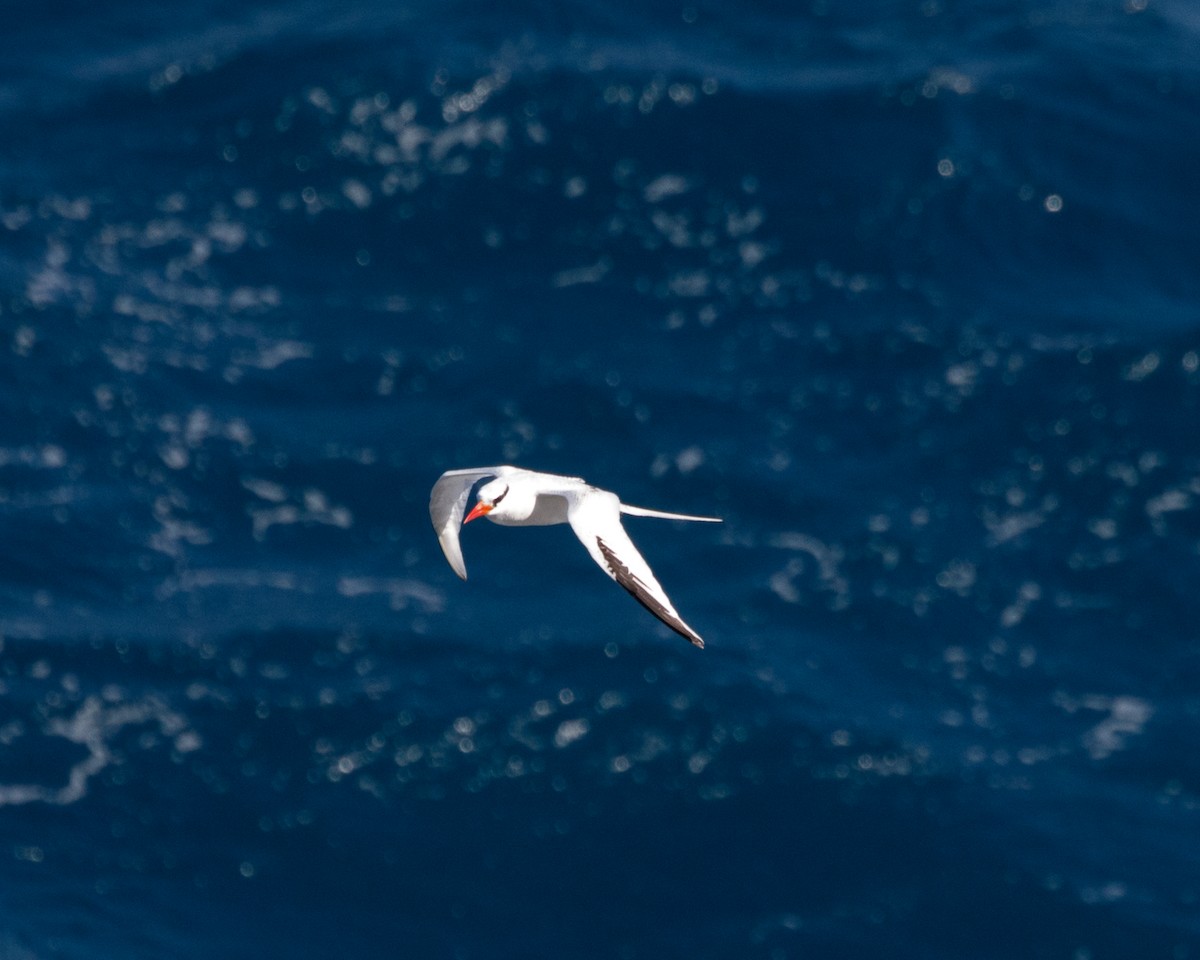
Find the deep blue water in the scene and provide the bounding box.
[2,1,1199,957]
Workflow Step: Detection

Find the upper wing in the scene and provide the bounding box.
[429,466,512,579]
[567,490,707,648]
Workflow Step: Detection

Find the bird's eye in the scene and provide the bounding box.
[492,486,508,505]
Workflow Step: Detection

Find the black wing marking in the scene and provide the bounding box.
[596,537,704,648]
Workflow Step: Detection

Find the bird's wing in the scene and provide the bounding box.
[567,490,706,648]
[429,466,512,579]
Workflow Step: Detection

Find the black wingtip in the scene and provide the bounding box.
[596,536,706,649]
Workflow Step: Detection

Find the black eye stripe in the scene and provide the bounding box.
[492,486,508,505]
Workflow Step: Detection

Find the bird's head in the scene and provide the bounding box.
[464,478,509,524]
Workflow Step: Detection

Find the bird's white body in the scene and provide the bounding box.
[429,466,721,648]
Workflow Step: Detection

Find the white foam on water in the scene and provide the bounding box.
[0,694,200,807]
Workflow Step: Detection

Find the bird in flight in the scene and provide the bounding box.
[429,466,721,648]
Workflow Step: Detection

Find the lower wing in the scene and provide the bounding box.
[569,493,707,648]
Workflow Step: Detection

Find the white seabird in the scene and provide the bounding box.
[429,466,721,647]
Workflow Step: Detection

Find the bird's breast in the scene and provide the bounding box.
[489,494,570,526]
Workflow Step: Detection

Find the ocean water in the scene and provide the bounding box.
[1,1,1199,957]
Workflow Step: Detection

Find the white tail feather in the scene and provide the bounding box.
[619,503,723,523]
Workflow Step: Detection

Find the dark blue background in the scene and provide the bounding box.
[1,1,1198,957]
